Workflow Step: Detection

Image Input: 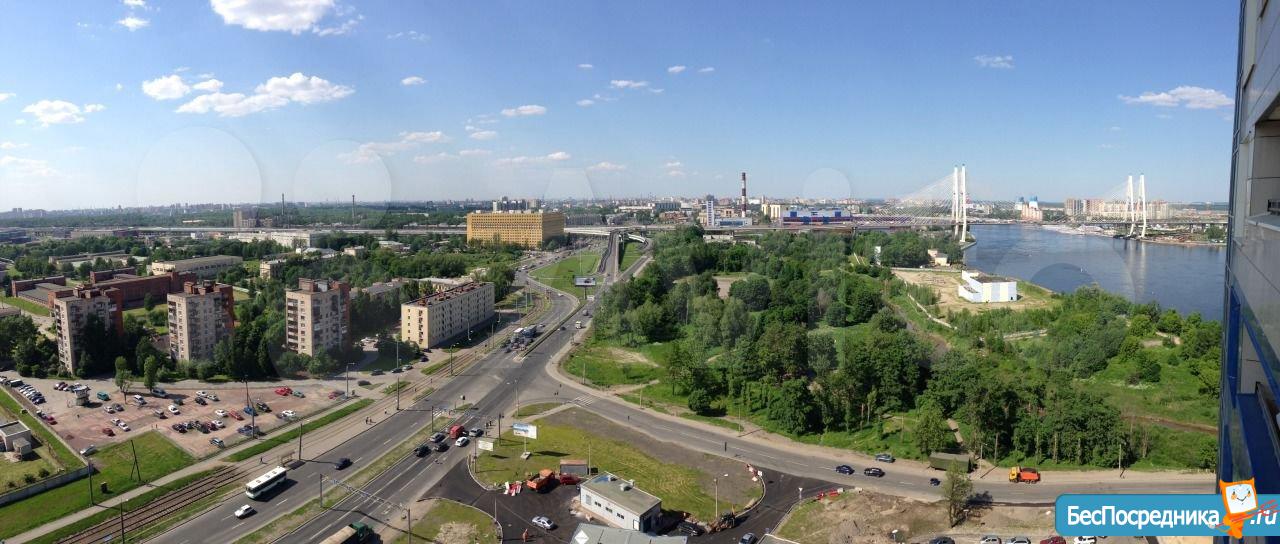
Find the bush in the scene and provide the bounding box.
[687,388,713,415]
[37,467,50,478]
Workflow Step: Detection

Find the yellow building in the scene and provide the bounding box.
[401,282,495,348]
[466,211,565,248]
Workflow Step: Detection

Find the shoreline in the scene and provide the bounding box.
[1034,223,1225,248]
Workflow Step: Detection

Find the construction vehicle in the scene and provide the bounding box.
[526,468,558,492]
[928,452,973,472]
[1009,466,1040,483]
[708,512,738,532]
[319,522,372,544]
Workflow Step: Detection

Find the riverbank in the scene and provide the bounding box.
[1037,223,1225,248]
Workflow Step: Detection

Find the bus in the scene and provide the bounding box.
[244,466,288,500]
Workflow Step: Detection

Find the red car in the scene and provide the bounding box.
[101,427,115,436]
[1040,537,1066,544]
[274,387,292,396]
[229,411,244,421]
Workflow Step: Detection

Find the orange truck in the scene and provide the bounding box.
[1009,466,1041,483]
[526,469,558,492]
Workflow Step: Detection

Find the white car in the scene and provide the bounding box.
[113,419,130,431]
[215,409,228,418]
[209,419,225,429]
[79,445,97,456]
[1073,538,1097,544]
[455,436,470,447]
[197,390,209,398]
[234,504,255,518]
[167,404,181,415]
[980,537,1001,544]
[281,410,297,419]
[531,516,555,530]
[132,394,147,405]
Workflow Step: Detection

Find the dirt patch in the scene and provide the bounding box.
[604,347,657,366]
[542,408,758,507]
[435,522,477,544]
[713,276,740,300]
[893,269,1052,317]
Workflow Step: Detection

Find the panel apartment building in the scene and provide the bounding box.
[167,281,236,362]
[401,282,494,349]
[51,287,123,374]
[465,211,565,248]
[149,255,243,280]
[285,278,350,356]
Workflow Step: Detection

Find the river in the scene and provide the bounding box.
[962,224,1227,319]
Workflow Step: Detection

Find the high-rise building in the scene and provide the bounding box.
[285,278,351,356]
[167,281,236,363]
[233,208,260,229]
[400,282,495,349]
[1222,0,1280,502]
[51,287,123,374]
[465,211,566,248]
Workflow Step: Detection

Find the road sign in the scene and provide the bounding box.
[512,422,538,439]
[477,437,495,451]
[586,295,595,301]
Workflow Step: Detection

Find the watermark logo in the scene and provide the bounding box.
[1056,485,1280,537]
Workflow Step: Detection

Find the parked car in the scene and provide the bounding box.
[835,464,854,475]
[1009,537,1031,544]
[105,405,117,414]
[210,437,225,447]
[167,404,181,415]
[980,536,1001,544]
[102,427,115,436]
[274,387,292,396]
[356,380,371,386]
[739,533,757,544]
[215,409,228,418]
[131,394,147,405]
[96,391,110,401]
[153,409,166,418]
[676,521,705,536]
[433,443,448,452]
[172,423,186,433]
[281,410,297,419]
[863,467,885,477]
[371,369,384,376]
[206,392,219,401]
[150,387,167,398]
[79,445,97,456]
[531,516,555,530]
[210,419,225,429]
[1039,537,1066,544]
[234,505,255,518]
[414,444,431,457]
[390,367,403,374]
[193,396,207,406]
[430,432,446,443]
[875,453,895,463]
[243,406,257,416]
[196,390,210,398]
[291,390,305,398]
[470,428,484,437]
[1072,538,1097,544]
[229,411,244,421]
[929,478,941,486]
[930,538,956,544]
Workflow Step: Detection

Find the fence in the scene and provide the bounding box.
[0,463,93,508]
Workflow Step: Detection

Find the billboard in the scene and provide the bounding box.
[512,422,538,439]
[574,276,597,287]
[477,437,495,452]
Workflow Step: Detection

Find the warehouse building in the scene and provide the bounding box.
[578,473,662,532]
[401,282,494,348]
[957,270,1018,303]
[149,255,243,279]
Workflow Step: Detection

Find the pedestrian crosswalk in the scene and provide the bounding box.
[571,395,596,407]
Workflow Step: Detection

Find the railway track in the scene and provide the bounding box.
[56,465,247,544]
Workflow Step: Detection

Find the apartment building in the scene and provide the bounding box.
[285,278,350,356]
[465,211,565,248]
[51,287,123,374]
[149,255,243,279]
[167,281,236,362]
[401,282,494,349]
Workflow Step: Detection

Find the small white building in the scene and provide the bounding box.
[570,523,687,544]
[926,249,949,267]
[0,420,33,456]
[958,270,1018,303]
[579,473,662,532]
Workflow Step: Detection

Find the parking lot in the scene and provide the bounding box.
[0,376,351,458]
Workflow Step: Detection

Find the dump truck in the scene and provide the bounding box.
[1009,466,1040,483]
[526,468,558,492]
[708,512,738,532]
[928,452,973,473]
[319,522,372,544]
[448,424,466,439]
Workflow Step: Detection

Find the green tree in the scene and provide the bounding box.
[807,333,837,375]
[142,356,160,390]
[627,300,671,343]
[1156,309,1182,335]
[719,298,749,350]
[142,292,156,312]
[729,275,771,312]
[768,379,817,434]
[755,322,808,378]
[114,356,132,393]
[914,401,952,455]
[941,464,973,527]
[687,388,713,415]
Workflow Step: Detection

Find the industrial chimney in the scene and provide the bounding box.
[740,172,748,214]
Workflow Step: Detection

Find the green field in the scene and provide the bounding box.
[514,402,560,417]
[0,296,49,316]
[390,499,497,544]
[562,340,663,388]
[0,431,194,539]
[26,468,220,544]
[474,411,757,523]
[0,389,82,476]
[618,240,644,272]
[224,399,373,462]
[531,251,601,299]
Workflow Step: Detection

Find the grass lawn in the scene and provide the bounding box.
[562,340,664,388]
[390,499,497,544]
[224,399,373,462]
[0,389,81,472]
[363,351,405,371]
[474,414,752,521]
[27,468,220,544]
[531,251,601,299]
[232,289,250,302]
[382,381,409,395]
[122,306,167,334]
[0,431,194,540]
[618,240,643,272]
[514,402,560,418]
[0,296,49,316]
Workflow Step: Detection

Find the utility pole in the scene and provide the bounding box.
[344,363,352,399]
[297,419,304,461]
[244,376,255,437]
[396,340,402,411]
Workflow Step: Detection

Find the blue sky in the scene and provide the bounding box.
[0,1,1237,209]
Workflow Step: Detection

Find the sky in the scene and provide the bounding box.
[0,1,1238,210]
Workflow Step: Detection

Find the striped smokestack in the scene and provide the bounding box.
[740,172,747,213]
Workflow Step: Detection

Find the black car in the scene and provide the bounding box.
[391,367,403,373]
[336,457,352,469]
[929,538,955,544]
[929,478,941,486]
[433,443,449,452]
[193,396,206,405]
[414,444,431,457]
[371,369,384,376]
[863,467,885,477]
[835,464,854,475]
[676,522,705,536]
[430,432,446,443]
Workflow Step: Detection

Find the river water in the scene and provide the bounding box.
[962,224,1227,319]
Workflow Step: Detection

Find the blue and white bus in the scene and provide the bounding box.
[244,466,288,500]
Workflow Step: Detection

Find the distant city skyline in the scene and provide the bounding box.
[0,2,1235,209]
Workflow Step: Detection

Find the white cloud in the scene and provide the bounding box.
[974,55,1014,69]
[313,15,361,37]
[697,67,715,73]
[21,100,104,126]
[341,130,449,163]
[1156,113,1173,119]
[588,161,626,171]
[413,152,456,164]
[667,65,686,74]
[210,0,346,35]
[1108,126,1122,132]
[13,120,26,126]
[610,80,649,89]
[117,16,149,31]
[0,156,58,177]
[666,169,687,178]
[192,79,224,92]
[141,74,192,100]
[495,151,571,167]
[122,0,146,7]
[577,63,593,70]
[664,161,683,168]
[114,83,124,92]
[501,104,547,117]
[386,30,428,42]
[0,141,28,150]
[176,72,352,117]
[401,76,427,86]
[458,149,491,157]
[1098,144,1116,150]
[0,93,13,102]
[468,130,498,141]
[1119,86,1232,109]
[576,99,595,107]
[649,88,664,94]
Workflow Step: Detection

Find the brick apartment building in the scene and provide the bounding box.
[285,278,351,356]
[51,287,124,374]
[89,269,197,310]
[167,281,236,362]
